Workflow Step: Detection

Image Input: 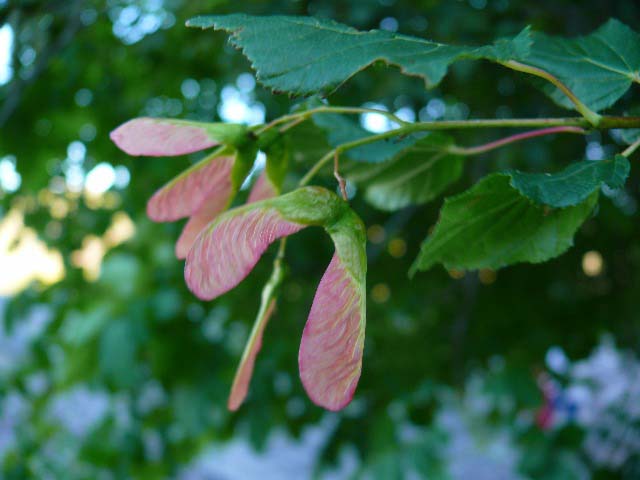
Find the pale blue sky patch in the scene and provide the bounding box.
[0,25,14,86]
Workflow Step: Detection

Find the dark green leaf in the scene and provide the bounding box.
[508,155,630,207]
[411,174,598,273]
[519,19,640,112]
[187,14,530,95]
[619,128,640,145]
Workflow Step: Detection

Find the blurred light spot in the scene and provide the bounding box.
[379,17,399,32]
[110,2,168,45]
[85,162,116,194]
[387,238,407,258]
[74,88,93,107]
[0,155,21,193]
[371,283,391,303]
[45,220,62,240]
[447,102,469,120]
[71,235,105,281]
[19,46,36,67]
[65,164,85,192]
[120,5,139,25]
[0,25,14,85]
[367,224,386,244]
[79,123,97,142]
[165,98,182,116]
[586,142,604,161]
[48,387,109,437]
[273,372,292,395]
[67,141,86,162]
[360,102,393,133]
[236,73,256,93]
[104,212,135,246]
[546,346,569,374]
[394,106,415,123]
[71,212,135,281]
[80,8,98,26]
[582,250,604,277]
[286,397,306,418]
[469,0,487,9]
[479,269,497,285]
[218,85,265,125]
[0,209,65,295]
[424,98,446,120]
[49,197,70,219]
[181,78,200,99]
[114,165,131,189]
[448,269,465,279]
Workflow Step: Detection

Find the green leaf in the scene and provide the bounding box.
[508,155,630,208]
[519,19,640,112]
[312,113,416,163]
[620,128,640,145]
[410,174,598,274]
[187,14,530,95]
[346,134,464,211]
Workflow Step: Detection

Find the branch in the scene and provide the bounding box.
[256,105,410,134]
[298,122,597,187]
[448,126,586,156]
[501,60,602,127]
[622,138,640,158]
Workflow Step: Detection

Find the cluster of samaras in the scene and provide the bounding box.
[111,118,367,411]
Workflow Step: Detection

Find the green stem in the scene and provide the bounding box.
[256,105,410,135]
[293,113,640,187]
[501,60,602,127]
[299,124,594,187]
[622,138,640,158]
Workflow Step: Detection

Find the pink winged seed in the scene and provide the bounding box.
[299,254,364,411]
[174,182,233,259]
[247,171,277,203]
[185,208,305,300]
[110,118,219,156]
[228,298,276,411]
[147,155,234,222]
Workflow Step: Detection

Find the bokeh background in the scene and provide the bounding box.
[1,0,640,478]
